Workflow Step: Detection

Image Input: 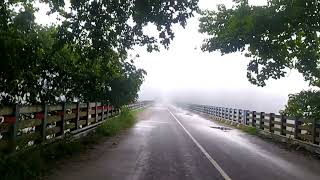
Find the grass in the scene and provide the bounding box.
[96,107,138,136]
[0,139,84,180]
[0,107,142,180]
[237,124,259,135]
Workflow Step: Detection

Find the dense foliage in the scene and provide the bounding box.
[199,0,320,87]
[199,0,320,119]
[0,0,199,106]
[284,90,320,120]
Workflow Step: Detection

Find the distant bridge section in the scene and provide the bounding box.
[185,104,320,149]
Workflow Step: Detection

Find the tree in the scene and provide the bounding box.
[56,0,199,59]
[0,0,199,106]
[107,62,147,107]
[284,90,320,120]
[199,0,320,87]
[199,0,320,120]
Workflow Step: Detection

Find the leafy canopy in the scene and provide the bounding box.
[0,0,199,106]
[284,90,320,120]
[199,0,320,87]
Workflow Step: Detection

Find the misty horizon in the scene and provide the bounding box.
[134,0,312,113]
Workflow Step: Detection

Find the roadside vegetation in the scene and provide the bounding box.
[0,107,142,180]
[96,107,141,136]
[199,0,320,122]
[236,124,259,135]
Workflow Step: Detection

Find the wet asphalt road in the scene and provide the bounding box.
[47,104,320,180]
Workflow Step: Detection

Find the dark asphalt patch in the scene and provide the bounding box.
[210,126,232,131]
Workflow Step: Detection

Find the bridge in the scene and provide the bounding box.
[1,103,320,180]
[45,104,319,180]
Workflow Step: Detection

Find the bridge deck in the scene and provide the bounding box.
[46,104,320,180]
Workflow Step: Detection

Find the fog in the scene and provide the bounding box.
[133,0,310,113]
[34,0,311,113]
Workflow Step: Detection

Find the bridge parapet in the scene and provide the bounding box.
[185,104,320,147]
[0,101,152,153]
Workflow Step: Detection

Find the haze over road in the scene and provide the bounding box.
[47,104,320,180]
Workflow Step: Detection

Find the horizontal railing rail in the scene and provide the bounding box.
[0,101,151,153]
[184,104,320,146]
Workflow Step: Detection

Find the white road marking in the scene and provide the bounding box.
[134,125,156,128]
[167,109,232,180]
[143,121,169,124]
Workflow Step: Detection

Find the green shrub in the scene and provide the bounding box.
[0,149,44,180]
[238,125,259,135]
[96,107,136,136]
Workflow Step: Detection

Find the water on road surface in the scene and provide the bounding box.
[46,104,320,180]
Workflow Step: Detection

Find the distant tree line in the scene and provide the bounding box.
[0,0,199,107]
[199,0,320,121]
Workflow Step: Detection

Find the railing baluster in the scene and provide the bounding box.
[42,104,48,142]
[269,113,275,134]
[312,119,316,144]
[76,102,80,129]
[260,112,265,130]
[281,114,286,136]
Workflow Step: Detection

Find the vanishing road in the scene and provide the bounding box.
[47,104,320,180]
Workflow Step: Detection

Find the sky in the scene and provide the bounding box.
[131,0,310,113]
[34,0,311,113]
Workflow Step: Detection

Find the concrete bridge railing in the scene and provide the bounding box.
[0,101,151,153]
[185,104,320,147]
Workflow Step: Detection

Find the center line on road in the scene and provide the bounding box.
[167,109,232,180]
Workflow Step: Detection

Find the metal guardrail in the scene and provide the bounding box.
[0,101,151,153]
[185,104,320,146]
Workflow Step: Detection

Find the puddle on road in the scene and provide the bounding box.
[210,126,232,131]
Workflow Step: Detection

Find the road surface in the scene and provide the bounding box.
[46,104,320,180]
